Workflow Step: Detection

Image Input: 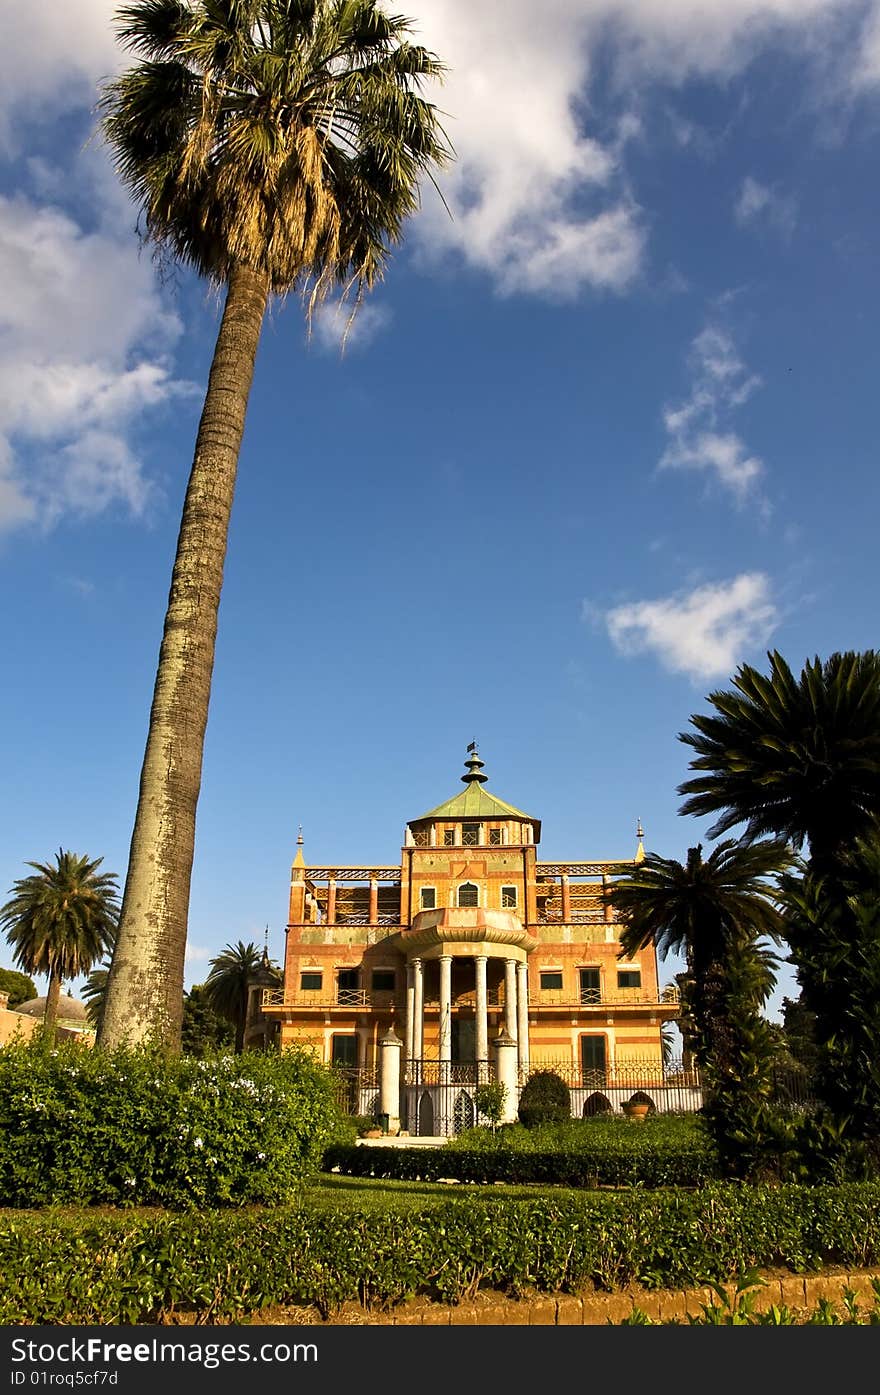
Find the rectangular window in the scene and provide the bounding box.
[489,828,502,846]
[539,970,563,991]
[461,822,480,846]
[443,829,455,846]
[419,886,436,910]
[501,884,518,908]
[336,967,360,1004]
[300,972,322,991]
[371,970,395,993]
[579,967,601,1004]
[330,1035,358,1067]
[617,969,642,990]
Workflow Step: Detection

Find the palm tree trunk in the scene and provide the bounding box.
[42,969,62,1048]
[100,263,270,1052]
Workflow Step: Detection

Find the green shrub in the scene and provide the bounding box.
[517,1070,571,1128]
[0,1035,351,1208]
[2,1183,879,1322]
[473,1082,507,1129]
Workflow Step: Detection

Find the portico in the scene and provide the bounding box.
[393,907,536,1077]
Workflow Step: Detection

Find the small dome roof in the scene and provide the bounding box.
[16,995,89,1024]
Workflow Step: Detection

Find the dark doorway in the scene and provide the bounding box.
[452,1018,476,1063]
[580,1034,607,1086]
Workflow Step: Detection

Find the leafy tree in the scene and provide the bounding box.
[611,841,791,1177]
[0,851,119,1046]
[202,941,280,1053]
[780,993,819,1076]
[474,1081,507,1132]
[0,968,37,1008]
[97,0,450,1051]
[779,839,880,1170]
[679,650,880,1162]
[182,983,235,1056]
[678,650,880,874]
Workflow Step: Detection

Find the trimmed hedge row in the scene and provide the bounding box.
[323,1138,717,1187]
[2,1183,879,1323]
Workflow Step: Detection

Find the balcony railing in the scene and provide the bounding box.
[261,988,398,1009]
[530,985,679,1008]
[263,983,679,1011]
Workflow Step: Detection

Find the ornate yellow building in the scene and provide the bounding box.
[262,747,683,1132]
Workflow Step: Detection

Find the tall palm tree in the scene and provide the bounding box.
[202,940,280,1051]
[0,851,119,1046]
[97,1,450,1050]
[678,650,880,873]
[610,841,790,1064]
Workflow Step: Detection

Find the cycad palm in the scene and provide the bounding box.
[678,650,880,871]
[0,851,119,1046]
[98,1,450,1050]
[203,940,280,1051]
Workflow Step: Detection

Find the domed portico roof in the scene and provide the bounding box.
[16,994,89,1024]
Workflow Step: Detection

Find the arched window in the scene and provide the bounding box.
[457,882,479,908]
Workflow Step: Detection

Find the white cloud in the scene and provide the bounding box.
[734,176,798,236]
[184,943,212,965]
[0,193,192,533]
[1,1,879,307]
[310,298,392,354]
[0,0,121,149]
[405,0,880,296]
[659,324,764,502]
[602,572,778,682]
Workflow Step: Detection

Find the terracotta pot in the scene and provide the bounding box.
[623,1103,650,1121]
[364,1128,383,1139]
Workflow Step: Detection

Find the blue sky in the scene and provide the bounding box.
[2,2,879,1022]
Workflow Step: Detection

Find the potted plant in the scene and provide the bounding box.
[622,1093,651,1121]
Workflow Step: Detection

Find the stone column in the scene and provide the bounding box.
[504,959,518,1041]
[404,961,415,1077]
[475,954,489,1081]
[369,878,378,925]
[561,874,571,921]
[439,955,452,1069]
[412,957,424,1073]
[493,1029,519,1124]
[516,960,530,1075]
[378,1028,402,1135]
[327,878,336,925]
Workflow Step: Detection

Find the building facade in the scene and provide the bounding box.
[262,748,684,1131]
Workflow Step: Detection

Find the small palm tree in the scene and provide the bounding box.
[0,851,119,1045]
[678,650,880,872]
[98,1,450,1050]
[611,840,790,1064]
[203,940,281,1052]
[82,963,112,1031]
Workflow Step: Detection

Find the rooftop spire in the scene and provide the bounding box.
[635,817,645,863]
[461,742,488,784]
[293,825,305,870]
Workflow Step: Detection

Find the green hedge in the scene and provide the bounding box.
[0,1037,353,1208]
[2,1184,879,1322]
[323,1131,717,1187]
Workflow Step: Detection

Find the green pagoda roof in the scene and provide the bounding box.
[412,747,539,828]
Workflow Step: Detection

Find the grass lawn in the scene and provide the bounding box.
[305,1173,601,1209]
